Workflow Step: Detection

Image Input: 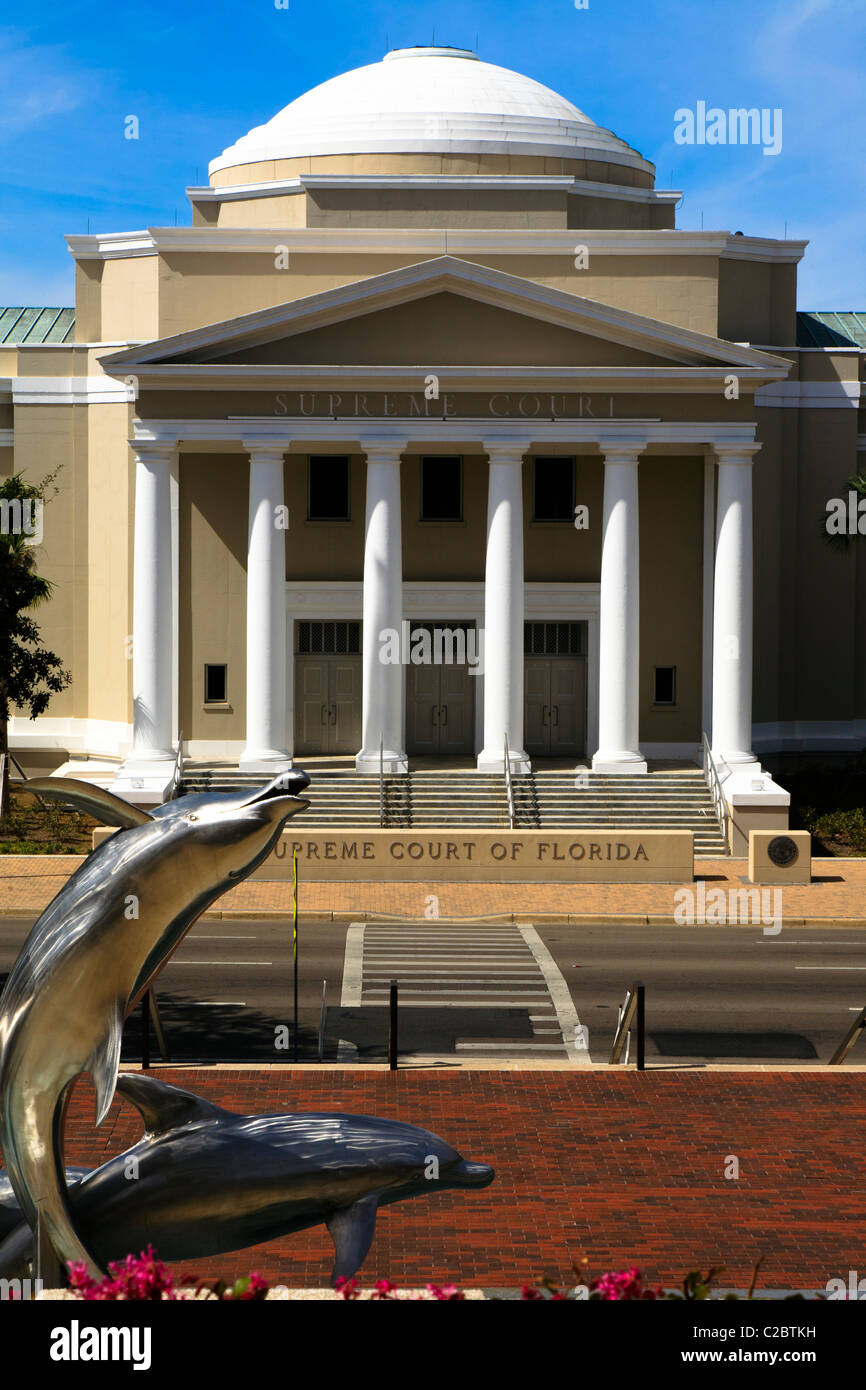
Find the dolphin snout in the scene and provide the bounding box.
[455,1161,495,1189]
[250,769,311,802]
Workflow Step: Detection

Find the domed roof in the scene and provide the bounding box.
[209,46,650,177]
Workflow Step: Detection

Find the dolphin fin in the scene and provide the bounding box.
[326,1193,380,1284]
[116,1074,228,1134]
[89,1008,124,1125]
[20,778,153,829]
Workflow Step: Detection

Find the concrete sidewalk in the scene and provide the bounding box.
[1,854,865,924]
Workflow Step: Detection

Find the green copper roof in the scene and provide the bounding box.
[797,311,866,349]
[0,307,75,344]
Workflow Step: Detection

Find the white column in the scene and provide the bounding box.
[592,443,647,774]
[113,442,176,803]
[477,444,530,773]
[130,443,175,759]
[240,444,291,772]
[711,443,760,768]
[356,443,408,774]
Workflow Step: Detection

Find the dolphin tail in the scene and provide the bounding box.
[326,1193,380,1285]
[89,1006,124,1127]
[17,778,154,829]
[0,1080,105,1282]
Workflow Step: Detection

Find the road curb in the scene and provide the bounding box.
[4,907,866,927]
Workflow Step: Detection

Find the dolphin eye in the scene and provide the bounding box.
[186,813,199,822]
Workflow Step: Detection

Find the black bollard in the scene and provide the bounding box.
[635,980,646,1071]
[388,979,398,1071]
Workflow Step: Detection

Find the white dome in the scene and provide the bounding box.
[209,46,650,176]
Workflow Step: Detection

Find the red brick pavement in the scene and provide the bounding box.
[44,1068,866,1292]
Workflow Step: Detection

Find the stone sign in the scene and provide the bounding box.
[251,829,694,883]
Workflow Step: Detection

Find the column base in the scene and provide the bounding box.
[592,751,648,774]
[112,757,177,806]
[477,748,531,774]
[356,748,408,775]
[238,750,293,774]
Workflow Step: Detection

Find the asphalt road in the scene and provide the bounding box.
[1,917,865,1065]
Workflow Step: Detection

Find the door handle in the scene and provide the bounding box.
[321,704,329,725]
[552,705,559,726]
[441,705,448,726]
[329,706,337,724]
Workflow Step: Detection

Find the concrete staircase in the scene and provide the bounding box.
[531,769,726,854]
[179,765,726,853]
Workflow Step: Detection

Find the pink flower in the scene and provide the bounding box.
[590,1267,662,1301]
[426,1284,465,1301]
[371,1279,398,1300]
[68,1247,179,1301]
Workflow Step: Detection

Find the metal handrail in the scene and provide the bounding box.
[702,731,731,849]
[829,1003,866,1065]
[168,731,184,799]
[379,735,385,828]
[609,981,645,1068]
[503,734,515,831]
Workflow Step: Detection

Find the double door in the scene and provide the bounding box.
[407,659,475,757]
[295,656,361,754]
[524,657,586,757]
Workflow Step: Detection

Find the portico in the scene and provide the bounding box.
[112,413,768,798]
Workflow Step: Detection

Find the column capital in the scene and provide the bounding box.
[129,440,176,465]
[712,442,761,466]
[483,442,527,466]
[360,439,408,466]
[600,441,648,466]
[242,441,288,463]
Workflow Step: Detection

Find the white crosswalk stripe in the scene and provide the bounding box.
[352,923,587,1061]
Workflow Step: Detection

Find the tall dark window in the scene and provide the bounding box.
[421,457,462,521]
[308,455,350,520]
[654,666,677,705]
[204,664,227,703]
[533,457,575,521]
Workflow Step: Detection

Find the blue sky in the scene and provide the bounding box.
[1,0,863,310]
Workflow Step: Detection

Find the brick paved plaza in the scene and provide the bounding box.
[59,1068,866,1292]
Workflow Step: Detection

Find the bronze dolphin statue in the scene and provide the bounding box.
[0,1074,495,1283]
[0,770,310,1279]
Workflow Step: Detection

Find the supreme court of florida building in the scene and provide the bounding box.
[2,46,864,855]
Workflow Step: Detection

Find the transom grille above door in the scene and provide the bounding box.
[296,620,361,655]
[524,622,586,656]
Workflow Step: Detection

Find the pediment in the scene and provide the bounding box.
[194,293,687,369]
[102,255,791,379]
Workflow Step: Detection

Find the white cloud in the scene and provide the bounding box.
[0,27,101,136]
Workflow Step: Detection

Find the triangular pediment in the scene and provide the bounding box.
[102,255,791,377]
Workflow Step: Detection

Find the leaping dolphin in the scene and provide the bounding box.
[0,1074,494,1283]
[0,771,310,1279]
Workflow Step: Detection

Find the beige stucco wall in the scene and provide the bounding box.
[99,256,160,343]
[717,259,797,346]
[8,404,91,721]
[143,248,721,340]
[199,187,675,232]
[638,456,704,744]
[208,150,655,189]
[179,454,248,744]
